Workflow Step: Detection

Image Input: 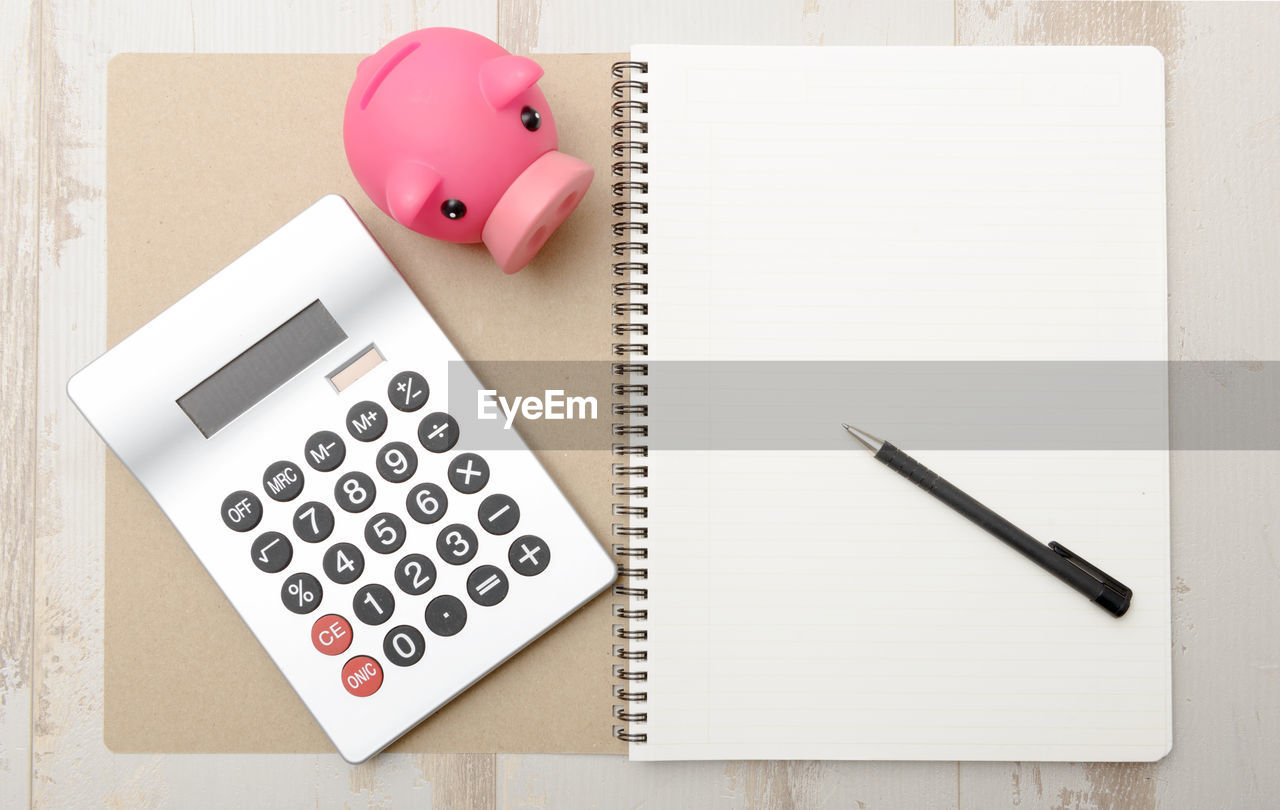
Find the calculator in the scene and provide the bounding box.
[68,195,616,762]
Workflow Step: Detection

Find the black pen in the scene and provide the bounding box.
[842,423,1132,617]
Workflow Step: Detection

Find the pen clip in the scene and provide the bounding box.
[1049,541,1133,616]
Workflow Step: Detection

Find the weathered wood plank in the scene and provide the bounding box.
[0,0,41,806]
[501,0,953,52]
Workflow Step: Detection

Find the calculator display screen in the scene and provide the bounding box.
[177,300,346,437]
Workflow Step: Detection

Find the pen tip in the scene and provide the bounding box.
[841,422,885,453]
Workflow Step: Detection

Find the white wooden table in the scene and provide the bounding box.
[3,1,1277,807]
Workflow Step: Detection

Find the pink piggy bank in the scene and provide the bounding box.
[343,28,594,274]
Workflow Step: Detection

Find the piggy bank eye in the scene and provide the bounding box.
[520,106,541,132]
[441,199,467,220]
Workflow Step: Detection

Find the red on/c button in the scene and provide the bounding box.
[342,656,383,697]
[311,614,353,656]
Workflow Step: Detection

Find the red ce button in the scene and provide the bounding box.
[311,614,353,656]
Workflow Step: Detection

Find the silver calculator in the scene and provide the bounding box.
[69,195,616,762]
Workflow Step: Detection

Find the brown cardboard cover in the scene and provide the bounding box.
[105,53,626,754]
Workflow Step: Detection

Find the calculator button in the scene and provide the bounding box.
[375,441,418,483]
[323,542,365,584]
[341,655,384,697]
[282,572,322,615]
[311,614,353,656]
[335,471,376,513]
[221,491,262,532]
[353,583,395,625]
[304,430,346,472]
[388,371,429,412]
[406,483,448,524]
[424,595,467,637]
[364,512,407,554]
[509,535,551,576]
[346,401,388,442]
[262,460,305,502]
[293,501,335,543]
[250,531,292,573]
[467,565,509,607]
[478,494,520,535]
[418,412,459,453]
[447,453,490,494]
[382,625,426,667]
[394,553,437,595]
[436,523,478,565]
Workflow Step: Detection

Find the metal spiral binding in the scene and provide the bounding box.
[610,59,649,746]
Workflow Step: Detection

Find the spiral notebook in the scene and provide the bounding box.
[609,45,1172,761]
[107,46,1169,761]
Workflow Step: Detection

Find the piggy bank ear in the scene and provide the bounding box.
[479,54,544,110]
[385,162,442,228]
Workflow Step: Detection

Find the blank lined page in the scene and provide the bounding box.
[629,46,1170,761]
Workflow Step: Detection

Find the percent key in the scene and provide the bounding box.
[282,572,323,615]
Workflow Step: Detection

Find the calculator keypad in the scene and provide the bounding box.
[222,368,568,704]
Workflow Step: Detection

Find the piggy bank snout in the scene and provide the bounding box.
[483,151,594,274]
